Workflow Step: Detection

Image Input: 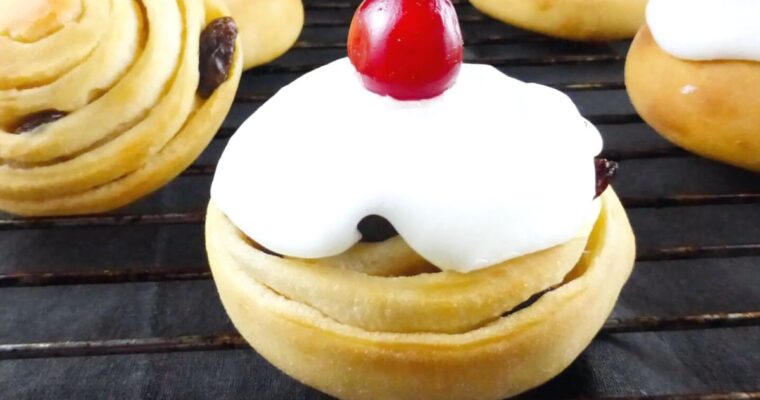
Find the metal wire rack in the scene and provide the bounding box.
[1,1,759,399]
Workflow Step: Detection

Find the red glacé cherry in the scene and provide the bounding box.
[348,0,464,100]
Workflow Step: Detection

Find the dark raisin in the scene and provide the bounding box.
[198,17,238,99]
[12,110,68,134]
[595,158,619,198]
[358,215,398,243]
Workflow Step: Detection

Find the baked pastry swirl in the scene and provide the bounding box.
[0,0,242,216]
[207,189,635,400]
[468,0,647,41]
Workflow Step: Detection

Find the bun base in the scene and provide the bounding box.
[206,189,636,400]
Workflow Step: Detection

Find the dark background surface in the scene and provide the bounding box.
[1,1,759,399]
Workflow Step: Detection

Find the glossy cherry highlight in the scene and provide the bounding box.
[347,0,464,100]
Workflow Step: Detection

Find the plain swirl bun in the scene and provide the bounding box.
[206,189,636,400]
[0,0,242,216]
[469,0,647,41]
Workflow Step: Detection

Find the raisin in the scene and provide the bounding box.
[595,158,619,198]
[198,17,238,99]
[358,215,398,243]
[12,110,68,134]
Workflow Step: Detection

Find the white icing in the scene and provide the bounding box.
[211,58,602,272]
[647,0,760,62]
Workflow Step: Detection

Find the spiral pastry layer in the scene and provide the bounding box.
[0,0,242,216]
[206,189,636,400]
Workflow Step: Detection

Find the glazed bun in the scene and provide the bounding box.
[0,0,242,216]
[626,26,760,172]
[469,0,647,41]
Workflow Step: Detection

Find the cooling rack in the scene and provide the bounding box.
[0,1,758,398]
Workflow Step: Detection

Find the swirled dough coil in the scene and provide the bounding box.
[206,188,636,400]
[0,0,242,216]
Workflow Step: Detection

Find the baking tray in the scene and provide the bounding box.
[1,1,759,398]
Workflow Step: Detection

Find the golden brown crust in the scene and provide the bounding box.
[223,0,304,70]
[206,189,636,400]
[469,0,646,41]
[626,26,760,172]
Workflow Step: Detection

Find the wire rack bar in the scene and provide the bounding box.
[0,269,211,287]
[303,0,486,6]
[0,312,756,360]
[0,334,246,360]
[0,212,205,230]
[303,1,359,9]
[234,81,628,104]
[602,312,760,334]
[250,54,623,76]
[303,14,489,28]
[293,34,563,50]
[636,244,760,262]
[2,240,759,287]
[5,198,760,231]
[304,0,465,8]
[624,194,760,208]
[592,392,760,400]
